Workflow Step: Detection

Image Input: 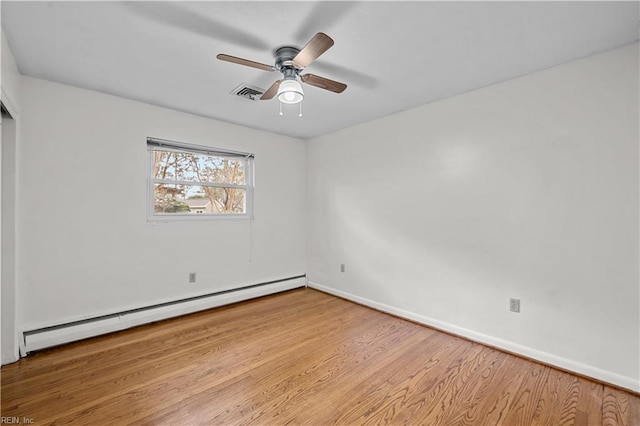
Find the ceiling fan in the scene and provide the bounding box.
[216,32,347,114]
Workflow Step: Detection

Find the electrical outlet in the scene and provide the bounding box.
[189,272,196,283]
[340,264,346,273]
[510,298,520,313]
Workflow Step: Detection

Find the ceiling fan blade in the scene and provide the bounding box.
[216,54,274,71]
[300,74,347,94]
[294,3,357,45]
[261,80,281,100]
[293,32,334,68]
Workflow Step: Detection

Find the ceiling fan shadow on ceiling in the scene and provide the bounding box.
[217,32,347,117]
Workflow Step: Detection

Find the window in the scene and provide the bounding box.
[147,137,254,220]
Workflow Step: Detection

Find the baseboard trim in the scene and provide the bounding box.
[308,281,640,394]
[21,276,306,354]
[1,353,19,366]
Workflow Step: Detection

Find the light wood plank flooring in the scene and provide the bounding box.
[2,288,638,425]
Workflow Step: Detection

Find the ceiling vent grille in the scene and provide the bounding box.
[230,84,264,101]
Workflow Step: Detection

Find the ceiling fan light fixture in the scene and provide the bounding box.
[277,79,304,104]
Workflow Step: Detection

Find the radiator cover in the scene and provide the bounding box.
[21,276,305,354]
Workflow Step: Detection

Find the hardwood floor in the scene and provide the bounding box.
[2,288,638,425]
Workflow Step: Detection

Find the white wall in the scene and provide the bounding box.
[1,32,21,113]
[17,76,306,330]
[307,43,640,391]
[1,31,21,364]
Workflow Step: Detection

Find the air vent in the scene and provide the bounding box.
[230,83,264,101]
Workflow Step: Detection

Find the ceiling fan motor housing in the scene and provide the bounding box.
[274,46,302,73]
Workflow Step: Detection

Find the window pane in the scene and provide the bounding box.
[154,184,246,214]
[152,150,245,184]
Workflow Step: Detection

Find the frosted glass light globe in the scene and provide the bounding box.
[277,79,304,104]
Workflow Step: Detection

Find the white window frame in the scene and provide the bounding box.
[147,137,254,221]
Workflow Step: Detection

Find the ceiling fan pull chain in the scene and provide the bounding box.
[279,101,283,116]
[298,102,303,118]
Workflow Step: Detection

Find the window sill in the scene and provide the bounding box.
[147,213,251,223]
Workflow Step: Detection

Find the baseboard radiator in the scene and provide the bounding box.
[21,275,306,354]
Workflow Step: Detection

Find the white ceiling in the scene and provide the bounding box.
[2,1,638,140]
